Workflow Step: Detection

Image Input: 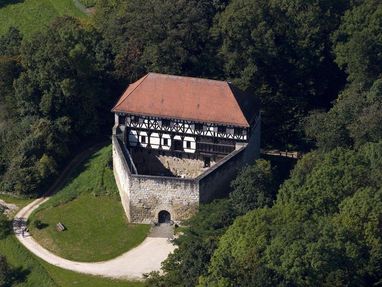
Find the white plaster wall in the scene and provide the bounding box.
[183,136,196,153]
[161,134,171,150]
[139,131,148,148]
[150,133,160,149]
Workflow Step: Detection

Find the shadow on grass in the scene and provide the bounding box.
[0,0,24,8]
[5,266,30,287]
[33,220,49,230]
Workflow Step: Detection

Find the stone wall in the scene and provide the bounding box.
[112,136,132,222]
[129,175,199,224]
[198,147,246,202]
[198,117,261,202]
[113,135,199,224]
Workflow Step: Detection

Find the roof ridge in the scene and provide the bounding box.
[148,72,227,85]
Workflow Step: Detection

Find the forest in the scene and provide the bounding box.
[0,0,381,286]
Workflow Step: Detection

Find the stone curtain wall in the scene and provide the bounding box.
[113,135,199,224]
[198,118,261,202]
[198,147,246,202]
[129,176,199,223]
[112,136,132,221]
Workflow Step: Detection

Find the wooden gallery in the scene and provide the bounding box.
[112,73,260,224]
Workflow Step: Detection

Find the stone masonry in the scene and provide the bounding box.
[112,115,261,224]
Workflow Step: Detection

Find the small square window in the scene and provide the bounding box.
[119,115,126,125]
[141,135,146,144]
[234,128,242,135]
[227,128,234,135]
[186,141,191,149]
[218,126,226,133]
[162,119,171,127]
[195,123,203,131]
[163,138,169,146]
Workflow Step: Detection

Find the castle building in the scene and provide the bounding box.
[112,73,260,224]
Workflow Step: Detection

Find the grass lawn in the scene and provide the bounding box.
[0,0,88,37]
[0,145,146,286]
[30,193,150,262]
[29,145,150,262]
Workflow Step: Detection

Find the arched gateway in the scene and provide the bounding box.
[158,210,171,224]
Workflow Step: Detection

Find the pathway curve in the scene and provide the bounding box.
[12,144,176,280]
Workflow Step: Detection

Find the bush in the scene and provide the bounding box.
[0,214,10,239]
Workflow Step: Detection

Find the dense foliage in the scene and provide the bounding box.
[201,143,382,286]
[0,18,116,196]
[229,159,276,215]
[305,0,382,150]
[214,0,348,147]
[144,1,382,286]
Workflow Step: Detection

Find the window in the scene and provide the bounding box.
[234,128,242,135]
[227,128,234,135]
[162,119,171,127]
[218,126,226,133]
[204,157,211,167]
[186,141,191,149]
[141,135,146,144]
[163,138,169,146]
[195,123,203,131]
[131,116,139,123]
[119,115,126,125]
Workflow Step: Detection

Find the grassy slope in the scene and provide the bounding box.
[29,145,150,262]
[0,0,87,37]
[0,146,144,286]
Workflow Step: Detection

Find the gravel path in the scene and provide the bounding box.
[13,194,175,280]
[11,144,175,280]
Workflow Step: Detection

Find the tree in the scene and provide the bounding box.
[0,255,11,287]
[0,213,10,239]
[305,0,382,151]
[202,142,382,287]
[214,0,348,148]
[95,0,222,81]
[334,0,382,86]
[305,79,382,150]
[230,160,275,215]
[0,16,117,196]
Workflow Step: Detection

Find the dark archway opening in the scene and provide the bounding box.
[158,210,171,224]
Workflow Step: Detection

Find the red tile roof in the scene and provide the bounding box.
[112,73,253,127]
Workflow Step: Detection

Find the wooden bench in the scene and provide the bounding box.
[56,222,66,232]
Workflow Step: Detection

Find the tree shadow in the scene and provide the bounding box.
[33,220,49,230]
[0,0,25,9]
[5,266,30,287]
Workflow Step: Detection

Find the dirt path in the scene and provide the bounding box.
[12,144,175,280]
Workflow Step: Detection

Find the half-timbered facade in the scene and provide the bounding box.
[113,73,258,165]
[112,73,260,224]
